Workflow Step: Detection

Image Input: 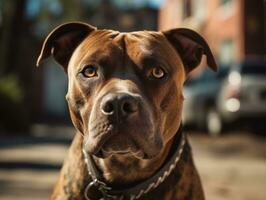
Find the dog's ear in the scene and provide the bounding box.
[163,28,217,73]
[36,22,96,70]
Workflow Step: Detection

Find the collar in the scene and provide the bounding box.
[82,126,186,200]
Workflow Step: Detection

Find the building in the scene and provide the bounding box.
[159,0,266,66]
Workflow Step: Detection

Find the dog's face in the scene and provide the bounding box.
[37,22,216,160]
[66,30,186,159]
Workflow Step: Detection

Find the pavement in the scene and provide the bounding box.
[0,125,266,200]
[189,131,266,200]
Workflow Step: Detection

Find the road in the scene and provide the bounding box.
[0,125,266,200]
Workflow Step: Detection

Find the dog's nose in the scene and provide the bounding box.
[101,93,138,116]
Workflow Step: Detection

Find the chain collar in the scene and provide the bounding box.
[83,127,186,200]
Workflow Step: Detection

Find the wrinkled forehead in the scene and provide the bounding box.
[70,29,184,72]
[124,31,183,69]
[71,30,122,62]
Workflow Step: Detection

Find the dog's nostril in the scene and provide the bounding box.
[102,101,114,114]
[121,99,138,114]
[123,102,132,113]
[101,93,139,116]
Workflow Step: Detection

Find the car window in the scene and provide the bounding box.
[241,64,266,75]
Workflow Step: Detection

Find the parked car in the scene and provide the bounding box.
[182,66,229,135]
[216,59,266,134]
[183,58,266,136]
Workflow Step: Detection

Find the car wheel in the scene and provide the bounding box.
[206,108,223,137]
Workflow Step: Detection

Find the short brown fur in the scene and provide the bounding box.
[37,22,217,200]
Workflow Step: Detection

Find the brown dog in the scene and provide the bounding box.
[37,22,217,200]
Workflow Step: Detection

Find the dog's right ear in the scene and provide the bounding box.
[36,22,96,70]
[163,28,217,74]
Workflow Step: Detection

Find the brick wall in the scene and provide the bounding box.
[159,0,266,65]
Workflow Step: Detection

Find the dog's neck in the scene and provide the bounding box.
[51,130,204,200]
[63,131,177,190]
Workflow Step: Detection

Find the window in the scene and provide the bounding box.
[194,0,206,21]
[241,62,266,75]
[220,0,232,6]
[182,0,192,19]
[220,0,233,11]
[219,39,235,65]
[218,0,235,18]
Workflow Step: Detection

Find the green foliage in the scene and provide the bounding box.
[0,75,23,104]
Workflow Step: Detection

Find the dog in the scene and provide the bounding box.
[37,22,217,200]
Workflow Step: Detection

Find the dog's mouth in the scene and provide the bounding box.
[86,131,147,159]
[101,148,145,159]
[84,124,161,160]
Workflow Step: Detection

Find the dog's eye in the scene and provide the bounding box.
[82,65,98,78]
[151,67,165,79]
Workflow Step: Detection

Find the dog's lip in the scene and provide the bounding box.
[99,133,147,159]
[85,125,115,155]
[87,131,161,159]
[86,123,162,159]
[99,135,146,159]
[101,148,145,159]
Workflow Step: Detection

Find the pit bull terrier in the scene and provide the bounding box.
[37,22,217,200]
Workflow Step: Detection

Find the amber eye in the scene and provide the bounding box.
[82,65,98,78]
[151,67,165,79]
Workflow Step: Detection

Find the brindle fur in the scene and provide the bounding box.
[37,22,216,200]
[50,134,204,200]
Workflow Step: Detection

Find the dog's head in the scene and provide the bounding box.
[37,22,216,160]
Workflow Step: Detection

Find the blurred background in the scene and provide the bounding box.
[0,0,265,199]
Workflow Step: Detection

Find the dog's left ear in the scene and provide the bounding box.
[163,28,217,73]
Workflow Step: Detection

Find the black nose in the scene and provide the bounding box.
[101,93,139,117]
